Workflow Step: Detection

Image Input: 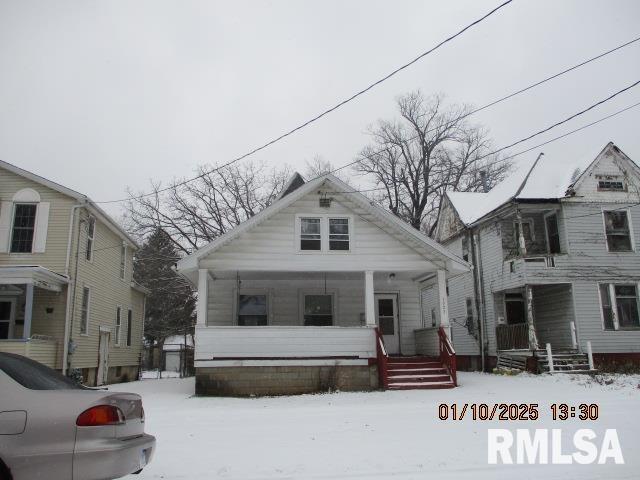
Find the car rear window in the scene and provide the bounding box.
[0,352,84,390]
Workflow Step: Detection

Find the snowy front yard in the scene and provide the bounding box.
[117,372,640,480]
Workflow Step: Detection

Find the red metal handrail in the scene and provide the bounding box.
[438,326,457,386]
[374,327,389,389]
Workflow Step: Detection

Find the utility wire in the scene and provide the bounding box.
[327,84,640,195]
[94,1,515,204]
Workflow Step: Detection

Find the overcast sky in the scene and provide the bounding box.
[1,0,639,217]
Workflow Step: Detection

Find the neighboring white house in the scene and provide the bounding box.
[430,142,640,372]
[177,173,469,395]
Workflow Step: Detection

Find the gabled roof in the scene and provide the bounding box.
[177,173,470,273]
[276,172,306,200]
[445,142,637,227]
[0,159,139,249]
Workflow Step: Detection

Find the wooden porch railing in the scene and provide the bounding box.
[438,327,457,386]
[374,327,389,389]
[496,323,530,350]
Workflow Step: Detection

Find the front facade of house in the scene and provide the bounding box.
[0,160,146,385]
[430,142,640,371]
[178,174,468,395]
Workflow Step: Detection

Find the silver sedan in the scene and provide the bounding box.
[0,352,155,480]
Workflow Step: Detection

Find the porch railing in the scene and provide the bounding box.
[438,327,457,386]
[374,327,389,389]
[496,323,530,350]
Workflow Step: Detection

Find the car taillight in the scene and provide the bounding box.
[76,405,125,426]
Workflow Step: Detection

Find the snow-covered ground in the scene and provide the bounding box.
[115,372,640,480]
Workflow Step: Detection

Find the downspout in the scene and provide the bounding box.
[62,204,83,374]
[472,228,489,371]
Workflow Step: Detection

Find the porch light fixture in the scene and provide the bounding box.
[387,273,396,284]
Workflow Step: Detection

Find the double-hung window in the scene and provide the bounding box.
[603,210,633,252]
[303,294,333,326]
[10,204,37,253]
[300,218,321,250]
[237,294,268,326]
[298,216,351,252]
[80,287,90,335]
[115,306,122,346]
[599,283,640,330]
[328,218,349,250]
[86,216,96,261]
[126,309,133,346]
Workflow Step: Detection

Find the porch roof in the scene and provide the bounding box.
[0,266,68,292]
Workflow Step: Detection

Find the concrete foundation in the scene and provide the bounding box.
[195,364,379,396]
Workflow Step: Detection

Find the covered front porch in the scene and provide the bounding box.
[191,269,456,395]
[0,266,68,369]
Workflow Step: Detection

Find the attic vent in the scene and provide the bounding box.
[319,195,332,208]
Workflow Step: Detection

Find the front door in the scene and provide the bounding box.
[375,294,399,355]
[0,299,16,339]
[97,330,110,385]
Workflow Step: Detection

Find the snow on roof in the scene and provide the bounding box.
[447,148,598,226]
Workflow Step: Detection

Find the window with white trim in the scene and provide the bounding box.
[328,218,349,250]
[86,216,96,261]
[300,218,321,250]
[120,243,127,280]
[115,306,122,346]
[545,213,561,254]
[80,287,90,334]
[603,210,632,252]
[600,283,640,330]
[126,309,132,346]
[303,294,333,326]
[10,204,37,253]
[237,294,268,326]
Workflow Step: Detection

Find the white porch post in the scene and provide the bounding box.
[23,283,34,339]
[436,269,450,338]
[364,270,376,326]
[525,285,539,350]
[197,269,209,326]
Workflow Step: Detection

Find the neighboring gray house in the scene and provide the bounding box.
[429,142,640,371]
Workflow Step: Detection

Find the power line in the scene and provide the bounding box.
[326,35,640,177]
[328,85,640,195]
[93,1,514,205]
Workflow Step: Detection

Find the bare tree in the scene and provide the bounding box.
[125,160,291,254]
[304,155,351,184]
[354,91,511,234]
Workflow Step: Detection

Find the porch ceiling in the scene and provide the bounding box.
[207,270,431,281]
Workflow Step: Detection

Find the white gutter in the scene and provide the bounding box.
[62,203,83,374]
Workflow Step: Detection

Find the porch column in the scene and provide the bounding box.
[436,270,451,337]
[364,270,376,326]
[197,269,209,326]
[525,285,539,350]
[23,283,34,339]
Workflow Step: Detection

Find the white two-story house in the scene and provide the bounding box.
[429,142,640,372]
[0,160,147,385]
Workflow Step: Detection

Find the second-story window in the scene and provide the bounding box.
[115,306,122,346]
[328,218,349,251]
[86,216,96,261]
[120,243,127,279]
[545,214,561,254]
[10,204,37,253]
[300,217,321,250]
[603,210,632,252]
